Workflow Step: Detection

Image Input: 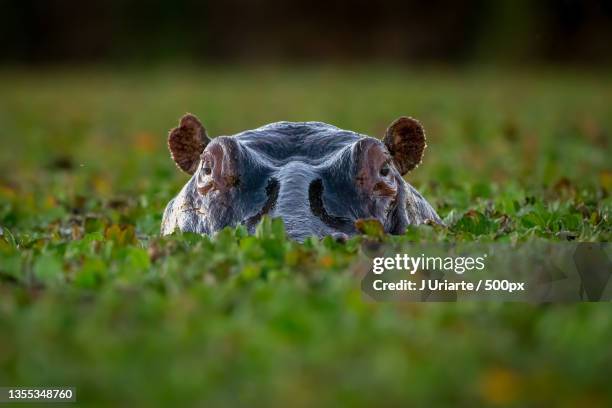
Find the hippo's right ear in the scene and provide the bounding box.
[168,113,211,175]
[383,117,426,176]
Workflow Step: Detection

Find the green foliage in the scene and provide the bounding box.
[0,67,611,406]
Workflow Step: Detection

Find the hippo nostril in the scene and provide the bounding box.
[308,179,355,234]
[244,178,280,230]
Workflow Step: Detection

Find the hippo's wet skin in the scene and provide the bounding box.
[161,114,441,241]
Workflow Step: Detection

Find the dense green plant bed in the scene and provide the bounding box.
[0,67,610,406]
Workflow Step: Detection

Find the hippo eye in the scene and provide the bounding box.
[380,164,390,177]
[201,161,212,175]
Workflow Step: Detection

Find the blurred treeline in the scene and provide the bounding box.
[1,0,611,65]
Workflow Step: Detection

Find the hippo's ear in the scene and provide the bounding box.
[168,113,211,175]
[383,117,426,176]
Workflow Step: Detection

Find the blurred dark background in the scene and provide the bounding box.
[1,0,611,66]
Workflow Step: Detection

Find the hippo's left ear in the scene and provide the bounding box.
[168,113,211,175]
[383,117,426,176]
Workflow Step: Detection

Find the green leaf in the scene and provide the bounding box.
[454,210,494,235]
[521,211,546,229]
[33,253,64,285]
[355,218,385,240]
[74,257,106,289]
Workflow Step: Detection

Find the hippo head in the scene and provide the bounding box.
[161,114,440,241]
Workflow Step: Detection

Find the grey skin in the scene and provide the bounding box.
[161,114,441,242]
